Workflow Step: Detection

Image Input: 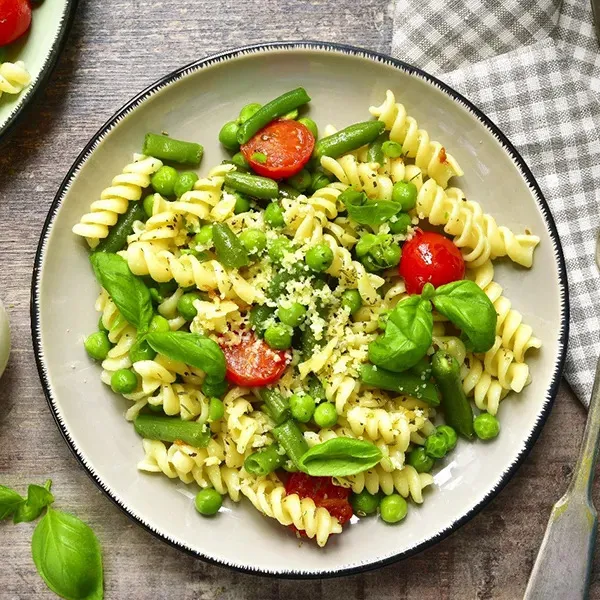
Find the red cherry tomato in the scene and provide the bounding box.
[285,473,353,530]
[0,0,31,47]
[399,230,465,294]
[220,332,289,387]
[241,119,314,179]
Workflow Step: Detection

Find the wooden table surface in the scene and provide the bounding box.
[0,1,597,598]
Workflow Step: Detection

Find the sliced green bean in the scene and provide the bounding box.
[259,388,290,425]
[237,88,311,144]
[134,414,210,447]
[96,202,147,253]
[244,444,286,475]
[367,132,388,164]
[272,420,309,469]
[224,171,278,200]
[278,183,301,200]
[142,133,203,165]
[212,223,249,269]
[315,121,385,159]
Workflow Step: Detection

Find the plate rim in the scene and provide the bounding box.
[0,0,79,141]
[30,40,570,579]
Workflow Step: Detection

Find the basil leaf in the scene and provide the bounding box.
[32,507,103,600]
[90,253,153,334]
[13,480,54,524]
[368,295,433,372]
[432,280,497,353]
[0,485,25,520]
[340,189,400,225]
[146,331,226,380]
[298,438,382,477]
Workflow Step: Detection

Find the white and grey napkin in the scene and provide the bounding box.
[392,0,600,404]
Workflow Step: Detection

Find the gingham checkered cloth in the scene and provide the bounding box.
[393,0,600,405]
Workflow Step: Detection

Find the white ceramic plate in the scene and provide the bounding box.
[0,0,78,139]
[32,43,569,578]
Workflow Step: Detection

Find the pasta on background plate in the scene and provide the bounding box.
[74,88,540,546]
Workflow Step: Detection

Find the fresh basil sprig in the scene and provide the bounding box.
[298,437,382,477]
[146,331,226,380]
[368,295,433,372]
[90,252,153,334]
[339,189,401,226]
[33,507,103,600]
[431,280,497,353]
[0,480,54,524]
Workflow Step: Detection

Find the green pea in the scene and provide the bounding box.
[277,302,306,327]
[194,488,222,516]
[351,490,380,516]
[264,323,293,350]
[151,165,178,196]
[202,378,228,398]
[149,314,170,333]
[110,369,138,394]
[194,225,213,247]
[208,397,225,422]
[238,102,262,123]
[474,413,500,440]
[298,117,318,139]
[407,447,434,473]
[437,425,458,451]
[174,171,199,197]
[143,195,155,218]
[389,212,412,234]
[310,171,331,192]
[382,140,403,158]
[239,229,267,255]
[305,243,334,272]
[392,181,418,211]
[84,331,111,361]
[251,152,267,164]
[177,292,203,321]
[313,402,338,428]
[219,120,241,151]
[264,202,285,228]
[231,152,250,169]
[286,169,311,192]
[249,305,276,337]
[379,494,408,524]
[129,339,157,363]
[268,237,294,264]
[232,192,251,214]
[341,289,362,315]
[289,393,316,423]
[381,244,401,267]
[425,433,448,459]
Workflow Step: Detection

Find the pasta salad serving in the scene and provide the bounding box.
[73,87,541,547]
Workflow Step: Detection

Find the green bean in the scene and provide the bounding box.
[360,364,440,406]
[231,152,250,169]
[134,414,210,447]
[142,133,203,166]
[306,375,326,402]
[367,133,388,164]
[278,183,301,200]
[244,444,286,476]
[259,388,291,425]
[237,88,311,144]
[409,356,432,379]
[314,121,386,159]
[272,420,309,469]
[95,202,146,253]
[249,304,276,337]
[267,263,310,299]
[212,223,249,269]
[224,171,278,200]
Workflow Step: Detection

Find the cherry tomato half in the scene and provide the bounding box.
[241,119,314,179]
[220,332,289,387]
[0,0,31,47]
[399,230,465,294]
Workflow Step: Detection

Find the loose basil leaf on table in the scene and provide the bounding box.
[431,280,497,353]
[0,485,25,520]
[368,294,433,372]
[298,437,383,477]
[146,331,226,380]
[339,189,401,225]
[13,480,54,524]
[90,253,153,334]
[32,507,104,600]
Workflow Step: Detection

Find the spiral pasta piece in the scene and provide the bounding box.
[72,154,163,246]
[369,90,463,188]
[241,478,342,547]
[148,382,209,420]
[479,336,529,393]
[343,406,412,447]
[461,355,509,415]
[321,155,393,200]
[0,61,30,98]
